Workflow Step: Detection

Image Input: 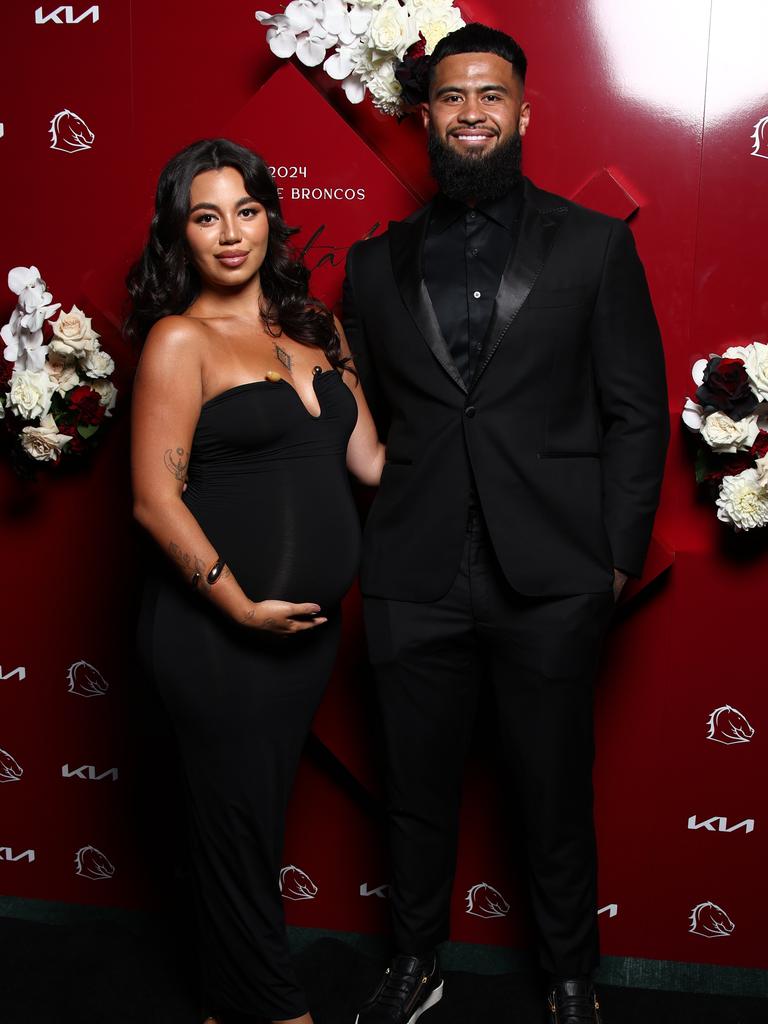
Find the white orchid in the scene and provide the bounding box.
[681,396,704,432]
[1,266,60,371]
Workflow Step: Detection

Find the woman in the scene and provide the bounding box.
[128,138,383,1024]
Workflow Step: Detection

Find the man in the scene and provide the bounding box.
[343,23,669,1024]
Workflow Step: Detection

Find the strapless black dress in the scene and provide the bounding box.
[137,368,360,1021]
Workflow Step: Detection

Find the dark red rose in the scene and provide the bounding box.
[695,356,757,420]
[712,456,753,481]
[749,430,768,459]
[68,385,105,426]
[395,36,431,107]
[409,36,427,61]
[698,431,768,483]
[57,422,86,453]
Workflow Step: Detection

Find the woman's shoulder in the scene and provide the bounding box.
[137,316,209,390]
[145,314,207,352]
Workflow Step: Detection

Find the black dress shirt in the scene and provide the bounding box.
[423,184,523,384]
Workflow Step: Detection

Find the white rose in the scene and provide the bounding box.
[20,414,72,462]
[723,341,768,401]
[411,0,463,54]
[716,467,768,530]
[8,368,54,421]
[365,62,403,114]
[45,354,81,396]
[367,0,418,59]
[699,411,759,453]
[48,305,99,358]
[91,379,118,416]
[82,346,115,380]
[755,453,768,488]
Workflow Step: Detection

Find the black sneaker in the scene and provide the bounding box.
[355,953,444,1024]
[547,978,603,1023]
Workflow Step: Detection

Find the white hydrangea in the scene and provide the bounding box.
[716,468,768,530]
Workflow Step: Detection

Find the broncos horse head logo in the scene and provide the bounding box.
[707,705,754,745]
[279,864,318,900]
[689,901,735,938]
[75,845,115,880]
[751,115,768,159]
[465,882,510,919]
[49,109,95,153]
[67,660,109,697]
[0,747,23,783]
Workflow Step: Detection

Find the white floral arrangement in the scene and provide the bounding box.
[255,0,464,116]
[682,342,768,530]
[0,266,117,472]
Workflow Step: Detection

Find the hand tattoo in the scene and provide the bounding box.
[164,447,189,481]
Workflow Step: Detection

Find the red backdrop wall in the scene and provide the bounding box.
[1,0,766,974]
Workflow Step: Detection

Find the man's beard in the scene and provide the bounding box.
[427,127,523,203]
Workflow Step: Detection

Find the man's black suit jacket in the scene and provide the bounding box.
[343,178,670,601]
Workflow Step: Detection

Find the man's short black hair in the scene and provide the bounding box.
[429,23,527,86]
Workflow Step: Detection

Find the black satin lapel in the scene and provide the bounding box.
[471,201,568,389]
[389,214,467,394]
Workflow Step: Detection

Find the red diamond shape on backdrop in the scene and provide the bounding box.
[572,166,640,220]
[225,63,419,311]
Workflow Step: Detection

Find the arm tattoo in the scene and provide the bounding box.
[164,447,189,481]
[168,542,204,580]
[241,607,256,625]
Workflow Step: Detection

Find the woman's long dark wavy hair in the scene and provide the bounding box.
[125,138,345,369]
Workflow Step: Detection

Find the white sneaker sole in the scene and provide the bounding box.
[354,979,444,1024]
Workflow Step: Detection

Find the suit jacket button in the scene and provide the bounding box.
[464,405,476,418]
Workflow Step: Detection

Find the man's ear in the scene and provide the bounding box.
[420,101,430,131]
[518,100,531,137]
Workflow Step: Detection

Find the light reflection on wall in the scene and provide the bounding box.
[590,0,768,126]
[588,0,707,124]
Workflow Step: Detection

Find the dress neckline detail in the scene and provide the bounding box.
[200,369,337,420]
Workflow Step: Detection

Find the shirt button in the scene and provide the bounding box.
[471,248,479,256]
[464,405,476,418]
[468,211,476,220]
[475,342,483,352]
[473,290,481,299]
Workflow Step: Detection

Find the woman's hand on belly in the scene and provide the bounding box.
[241,599,328,635]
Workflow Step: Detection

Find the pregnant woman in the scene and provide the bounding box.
[128,139,383,1024]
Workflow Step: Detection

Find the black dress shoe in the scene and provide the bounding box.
[355,953,444,1024]
[547,978,603,1023]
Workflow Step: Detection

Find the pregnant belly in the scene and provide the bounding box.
[185,466,361,609]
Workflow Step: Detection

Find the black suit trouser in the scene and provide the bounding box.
[363,506,615,977]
